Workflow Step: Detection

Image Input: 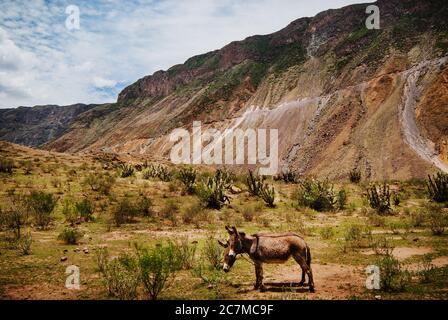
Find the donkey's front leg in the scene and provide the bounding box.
[254,261,265,291]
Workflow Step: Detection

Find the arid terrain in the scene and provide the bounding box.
[0,141,447,300]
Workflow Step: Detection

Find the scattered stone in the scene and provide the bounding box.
[83,247,89,254]
[413,238,419,242]
[375,295,381,300]
[74,247,80,253]
[63,249,68,254]
[230,186,242,194]
[61,256,68,262]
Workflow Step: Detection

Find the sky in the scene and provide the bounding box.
[0,0,371,108]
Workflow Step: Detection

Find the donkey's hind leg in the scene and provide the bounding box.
[293,253,315,292]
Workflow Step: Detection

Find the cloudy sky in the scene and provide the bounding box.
[0,0,370,108]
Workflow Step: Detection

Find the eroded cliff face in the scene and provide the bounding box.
[45,0,448,180]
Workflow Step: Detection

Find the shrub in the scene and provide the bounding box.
[202,236,223,270]
[83,173,115,195]
[160,199,179,226]
[143,164,172,182]
[0,157,14,174]
[182,201,205,227]
[276,171,298,183]
[241,204,256,222]
[175,238,197,270]
[366,183,391,214]
[62,199,78,225]
[136,242,183,300]
[320,226,334,240]
[408,210,425,227]
[95,246,109,274]
[137,196,154,218]
[74,198,94,222]
[21,160,32,175]
[112,199,138,227]
[376,253,411,292]
[27,191,57,229]
[425,204,448,235]
[392,192,401,206]
[260,183,275,207]
[17,231,32,255]
[58,227,83,244]
[2,197,29,238]
[349,168,361,183]
[369,236,394,255]
[178,167,198,194]
[245,170,264,196]
[197,173,230,209]
[101,254,140,300]
[297,178,337,212]
[426,172,448,203]
[117,164,135,178]
[337,189,348,210]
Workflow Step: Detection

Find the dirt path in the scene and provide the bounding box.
[239,263,365,300]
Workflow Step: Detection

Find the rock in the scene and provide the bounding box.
[375,295,382,300]
[83,247,89,254]
[61,256,68,262]
[63,249,68,254]
[230,186,242,194]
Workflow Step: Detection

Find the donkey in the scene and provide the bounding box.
[218,226,315,292]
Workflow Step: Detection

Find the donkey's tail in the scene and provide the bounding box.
[306,245,312,267]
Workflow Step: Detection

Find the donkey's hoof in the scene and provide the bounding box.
[309,287,315,293]
[259,286,266,292]
[298,281,305,287]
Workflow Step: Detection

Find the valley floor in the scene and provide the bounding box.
[0,141,447,300]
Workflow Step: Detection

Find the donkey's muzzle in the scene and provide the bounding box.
[223,263,230,272]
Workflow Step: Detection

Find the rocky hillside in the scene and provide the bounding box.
[7,0,448,180]
[0,104,100,147]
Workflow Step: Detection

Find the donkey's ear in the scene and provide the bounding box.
[239,232,246,238]
[217,240,228,248]
[232,226,239,236]
[225,225,234,234]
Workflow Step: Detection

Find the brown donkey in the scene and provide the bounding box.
[218,226,315,292]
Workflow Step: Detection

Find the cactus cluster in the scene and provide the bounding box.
[197,171,230,209]
[260,183,276,207]
[246,170,264,196]
[117,163,135,178]
[427,172,448,203]
[349,168,361,184]
[142,164,172,182]
[366,183,391,214]
[178,166,198,194]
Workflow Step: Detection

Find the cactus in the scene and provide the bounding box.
[142,163,172,182]
[366,183,392,214]
[246,170,264,196]
[260,183,276,207]
[117,164,135,178]
[427,172,448,203]
[178,166,198,194]
[349,168,361,183]
[197,171,230,209]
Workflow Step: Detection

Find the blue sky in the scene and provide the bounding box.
[0,0,371,108]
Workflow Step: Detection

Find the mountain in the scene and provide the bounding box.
[0,104,100,147]
[3,0,448,180]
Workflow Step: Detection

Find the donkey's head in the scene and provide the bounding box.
[218,226,245,272]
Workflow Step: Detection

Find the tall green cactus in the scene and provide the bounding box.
[366,183,391,214]
[246,170,264,196]
[260,183,276,207]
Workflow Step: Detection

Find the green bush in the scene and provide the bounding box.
[83,173,115,195]
[137,196,154,218]
[0,157,14,174]
[366,183,392,214]
[58,226,83,245]
[112,198,138,227]
[143,164,172,182]
[178,167,198,194]
[17,231,32,255]
[182,201,205,227]
[320,226,334,240]
[337,189,348,210]
[27,191,57,229]
[202,236,223,270]
[136,242,183,300]
[101,253,140,300]
[425,204,448,235]
[160,199,179,226]
[74,198,94,222]
[1,197,29,238]
[377,253,411,292]
[427,172,448,203]
[297,178,337,212]
[62,199,78,225]
[174,238,197,270]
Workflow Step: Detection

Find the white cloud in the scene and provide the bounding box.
[0,0,372,108]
